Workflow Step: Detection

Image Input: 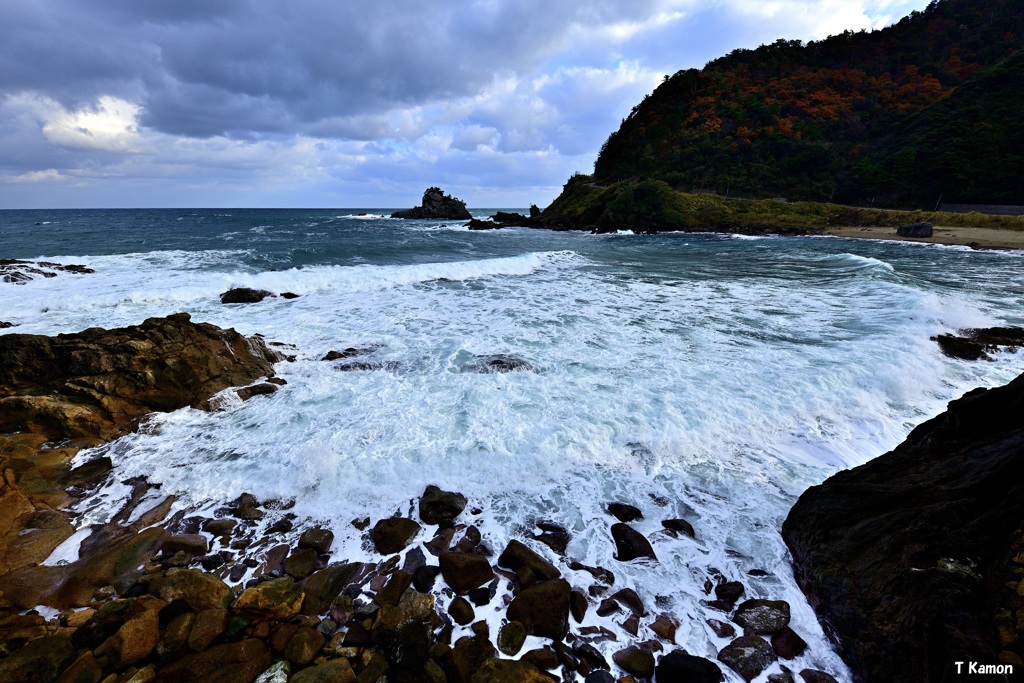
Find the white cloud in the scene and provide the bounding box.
[41,96,143,152]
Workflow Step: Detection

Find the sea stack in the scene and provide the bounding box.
[391,187,471,219]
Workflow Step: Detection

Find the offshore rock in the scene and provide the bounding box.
[611,523,657,562]
[0,313,280,440]
[932,326,1024,361]
[497,539,561,581]
[372,517,421,555]
[220,288,275,304]
[506,579,571,640]
[731,600,790,634]
[783,370,1024,682]
[391,187,471,220]
[419,485,467,525]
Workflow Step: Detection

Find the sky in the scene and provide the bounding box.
[0,0,931,209]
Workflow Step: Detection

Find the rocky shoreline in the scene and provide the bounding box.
[0,314,850,683]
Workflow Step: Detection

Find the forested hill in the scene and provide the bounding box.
[591,0,1023,208]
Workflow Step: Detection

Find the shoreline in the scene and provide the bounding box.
[820,225,1024,251]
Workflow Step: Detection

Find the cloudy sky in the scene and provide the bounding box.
[0,0,929,209]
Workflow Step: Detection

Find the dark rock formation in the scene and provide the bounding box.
[655,650,722,683]
[372,518,421,555]
[932,326,1024,361]
[419,485,467,525]
[717,635,777,682]
[608,503,643,522]
[391,187,471,220]
[466,211,540,230]
[783,370,1024,682]
[662,518,696,538]
[220,287,275,304]
[731,599,790,634]
[459,354,535,373]
[497,539,560,581]
[611,523,657,562]
[0,259,94,285]
[507,579,571,640]
[0,313,280,440]
[896,221,933,237]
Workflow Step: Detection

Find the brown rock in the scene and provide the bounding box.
[285,547,319,579]
[706,618,736,639]
[448,634,497,683]
[661,519,695,538]
[497,539,561,581]
[470,658,551,683]
[291,659,356,683]
[521,648,560,671]
[570,589,588,623]
[613,646,655,679]
[498,620,528,656]
[55,651,103,683]
[611,524,656,562]
[0,635,75,683]
[372,517,421,555]
[608,503,643,522]
[162,534,209,556]
[731,600,790,634]
[154,638,272,683]
[285,626,326,666]
[300,563,373,616]
[187,608,228,651]
[96,607,160,668]
[158,568,234,612]
[507,578,571,640]
[375,569,413,607]
[234,577,303,619]
[650,614,677,642]
[157,612,195,660]
[439,551,494,595]
[419,485,468,525]
[298,527,335,554]
[450,596,475,625]
[798,670,840,683]
[718,635,776,682]
[771,627,807,659]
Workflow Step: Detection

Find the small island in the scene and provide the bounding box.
[391,187,471,220]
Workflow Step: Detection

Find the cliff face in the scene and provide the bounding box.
[0,313,281,440]
[782,372,1024,682]
[391,187,471,220]
[582,0,1024,208]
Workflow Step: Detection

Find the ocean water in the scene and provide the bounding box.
[3,208,1024,681]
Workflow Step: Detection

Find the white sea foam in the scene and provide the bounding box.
[10,230,1024,683]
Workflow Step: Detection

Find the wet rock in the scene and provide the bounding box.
[63,456,113,488]
[608,503,643,522]
[372,517,421,554]
[439,551,494,595]
[597,598,620,617]
[291,659,355,683]
[717,635,776,682]
[932,326,1024,361]
[54,651,103,683]
[468,585,492,606]
[413,565,442,593]
[471,658,550,683]
[96,606,160,667]
[798,671,839,683]
[661,519,695,538]
[0,635,75,683]
[285,547,319,579]
[298,527,334,554]
[714,581,744,603]
[895,221,933,238]
[533,520,570,554]
[403,546,427,573]
[584,671,615,683]
[234,577,304,620]
[706,618,736,639]
[497,539,561,581]
[187,608,228,652]
[220,287,274,304]
[569,589,588,623]
[655,650,722,683]
[229,493,266,521]
[163,534,209,556]
[771,627,807,659]
[569,561,615,585]
[237,383,278,401]
[498,620,528,656]
[521,648,560,671]
[425,527,456,556]
[613,646,655,679]
[375,569,413,607]
[300,562,373,616]
[391,187,471,220]
[574,642,609,670]
[768,673,796,683]
[203,518,237,537]
[609,588,645,616]
[285,626,325,666]
[611,523,657,562]
[448,634,497,683]
[450,596,475,625]
[322,347,374,361]
[158,568,234,611]
[507,578,571,640]
[420,485,468,525]
[731,599,790,634]
[454,525,482,553]
[156,638,272,683]
[460,354,535,373]
[650,615,677,642]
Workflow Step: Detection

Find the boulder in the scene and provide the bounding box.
[299,562,373,616]
[497,539,561,581]
[784,369,1024,682]
[0,635,75,683]
[931,326,1024,361]
[233,577,304,620]
[290,660,355,683]
[608,503,643,522]
[448,634,497,683]
[613,646,655,678]
[439,551,494,594]
[470,658,550,683]
[158,568,235,611]
[771,627,807,659]
[419,485,467,525]
[714,581,744,603]
[731,599,790,634]
[284,626,325,666]
[298,527,334,554]
[0,313,280,440]
[460,354,535,373]
[655,650,722,683]
[220,288,274,304]
[506,578,571,640]
[391,188,472,220]
[237,383,278,401]
[497,620,528,656]
[155,638,272,683]
[611,523,657,562]
[372,517,421,554]
[895,222,933,238]
[661,519,695,538]
[717,635,776,682]
[449,596,475,625]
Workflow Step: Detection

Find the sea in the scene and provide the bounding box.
[3,208,1024,681]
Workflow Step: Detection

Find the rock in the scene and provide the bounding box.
[204,518,237,537]
[155,638,272,683]
[661,519,695,538]
[611,523,657,562]
[655,650,722,683]
[608,503,643,522]
[229,493,266,521]
[298,527,334,554]
[420,485,468,525]
[498,620,527,655]
[255,661,291,683]
[291,660,355,683]
[574,642,609,670]
[158,568,234,611]
[533,521,570,554]
[233,577,304,619]
[467,218,500,230]
[237,383,278,401]
[650,614,678,642]
[507,578,571,640]
[770,627,807,659]
[706,618,736,639]
[0,259,93,285]
[413,565,442,593]
[285,626,325,666]
[220,288,275,304]
[439,551,494,594]
[460,354,535,373]
[450,596,475,625]
[613,646,655,678]
[731,599,790,634]
[717,635,776,682]
[372,517,421,554]
[375,569,413,607]
[0,313,280,440]
[448,634,497,683]
[799,671,840,683]
[497,539,561,581]
[569,589,588,623]
[609,588,645,616]
[391,187,472,220]
[470,658,550,683]
[54,651,103,683]
[285,547,319,579]
[584,671,615,683]
[97,607,160,667]
[163,534,209,556]
[0,635,75,683]
[188,608,228,651]
[467,585,491,606]
[714,581,744,603]
[932,326,1024,361]
[768,673,796,683]
[521,648,560,671]
[783,371,1024,683]
[895,221,933,237]
[300,562,373,616]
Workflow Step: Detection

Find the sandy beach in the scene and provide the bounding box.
[823,225,1024,251]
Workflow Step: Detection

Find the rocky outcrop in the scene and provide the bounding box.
[391,187,472,220]
[0,313,281,440]
[783,370,1024,682]
[0,258,94,285]
[932,326,1024,361]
